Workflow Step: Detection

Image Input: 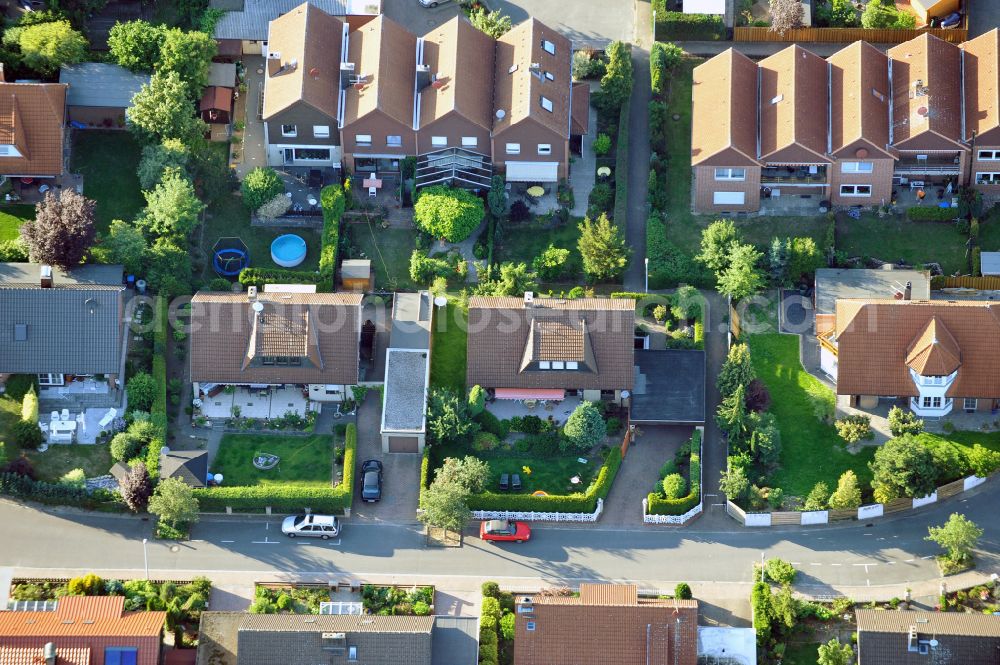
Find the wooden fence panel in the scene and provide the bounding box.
[882,497,913,515]
[729,300,741,340]
[935,275,1000,290]
[828,509,856,522]
[937,478,966,500]
[734,26,967,44]
[770,511,801,526]
[620,413,632,459]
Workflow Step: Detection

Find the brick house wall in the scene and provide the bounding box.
[693,165,761,213]
[969,147,1000,196]
[829,158,895,206]
[1,635,161,665]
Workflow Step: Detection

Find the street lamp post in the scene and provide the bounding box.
[644,258,649,293]
[142,538,149,580]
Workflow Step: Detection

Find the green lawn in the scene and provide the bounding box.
[783,642,820,665]
[70,131,145,235]
[981,212,1000,251]
[837,212,969,273]
[0,204,34,242]
[26,444,113,484]
[200,194,321,282]
[346,223,418,291]
[211,434,333,487]
[495,219,583,281]
[430,440,599,495]
[429,301,467,392]
[747,333,875,498]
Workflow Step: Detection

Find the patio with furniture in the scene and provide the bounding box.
[352,171,401,209]
[485,394,583,426]
[196,385,311,420]
[276,167,335,214]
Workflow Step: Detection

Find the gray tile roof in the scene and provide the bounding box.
[59,63,150,109]
[857,610,1000,638]
[857,609,1000,665]
[431,617,479,665]
[814,268,931,316]
[0,263,123,375]
[631,349,706,424]
[160,450,209,488]
[208,62,237,88]
[212,0,361,41]
[238,613,434,633]
[982,251,1000,276]
[382,348,429,433]
[389,291,432,351]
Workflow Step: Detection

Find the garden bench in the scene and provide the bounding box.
[499,473,510,491]
[512,474,522,491]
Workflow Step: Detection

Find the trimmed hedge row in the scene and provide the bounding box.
[653,7,726,41]
[647,452,700,515]
[194,424,356,513]
[0,472,116,509]
[418,446,431,509]
[612,94,631,225]
[148,298,169,480]
[238,267,320,289]
[467,447,622,513]
[318,184,346,291]
[907,205,958,221]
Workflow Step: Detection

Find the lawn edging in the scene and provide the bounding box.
[644,428,703,524]
[194,423,356,514]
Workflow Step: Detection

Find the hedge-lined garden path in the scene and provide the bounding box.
[600,425,689,526]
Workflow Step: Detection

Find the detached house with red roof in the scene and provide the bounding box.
[0,595,165,665]
[692,29,1000,214]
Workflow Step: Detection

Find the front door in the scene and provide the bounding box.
[283,148,294,165]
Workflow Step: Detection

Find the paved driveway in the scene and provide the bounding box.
[384,0,634,46]
[350,397,421,524]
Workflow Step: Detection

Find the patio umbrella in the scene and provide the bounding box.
[526,186,545,197]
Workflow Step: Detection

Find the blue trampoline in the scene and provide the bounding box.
[212,237,250,277]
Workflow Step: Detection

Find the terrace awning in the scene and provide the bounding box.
[494,388,565,400]
[504,161,559,182]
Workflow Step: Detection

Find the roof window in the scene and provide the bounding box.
[540,96,553,112]
[541,40,555,55]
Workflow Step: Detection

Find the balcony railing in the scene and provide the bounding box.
[760,166,828,184]
[894,162,961,175]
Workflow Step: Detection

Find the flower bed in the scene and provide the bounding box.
[647,430,701,515]
[361,584,433,616]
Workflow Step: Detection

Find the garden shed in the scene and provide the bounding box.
[340,259,374,292]
[59,63,149,128]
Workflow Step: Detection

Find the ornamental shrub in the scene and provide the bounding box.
[674,582,692,600]
[413,185,484,242]
[240,167,283,211]
[563,401,607,450]
[593,133,612,156]
[662,473,687,499]
[763,557,796,585]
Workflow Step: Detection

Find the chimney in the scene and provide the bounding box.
[340,62,355,91]
[904,281,912,300]
[523,291,534,307]
[43,643,56,665]
[416,64,432,91]
[248,285,258,301]
[40,264,53,288]
[266,51,282,77]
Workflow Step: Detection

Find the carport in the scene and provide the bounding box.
[630,350,706,425]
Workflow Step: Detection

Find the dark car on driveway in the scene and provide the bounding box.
[360,459,383,502]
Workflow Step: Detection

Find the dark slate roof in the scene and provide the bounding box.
[160,450,209,488]
[431,617,479,665]
[389,291,431,351]
[857,609,1000,665]
[0,263,124,375]
[631,350,706,424]
[212,0,352,41]
[59,63,150,108]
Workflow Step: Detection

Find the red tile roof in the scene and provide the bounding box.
[0,596,164,638]
[0,82,66,177]
[0,646,90,665]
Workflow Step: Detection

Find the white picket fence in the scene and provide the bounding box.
[642,501,702,524]
[472,498,604,523]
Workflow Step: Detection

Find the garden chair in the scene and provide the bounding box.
[512,474,522,491]
[499,473,510,491]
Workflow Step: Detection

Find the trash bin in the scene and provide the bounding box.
[136,279,147,294]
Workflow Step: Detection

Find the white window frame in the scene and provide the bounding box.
[281,124,297,137]
[537,144,552,155]
[312,125,330,138]
[355,134,372,147]
[964,398,978,411]
[544,71,554,81]
[461,136,478,148]
[714,168,746,181]
[841,161,873,174]
[386,135,402,147]
[38,373,64,387]
[541,40,555,55]
[540,96,553,112]
[0,144,22,157]
[712,191,745,205]
[539,361,551,370]
[922,396,943,409]
[552,361,565,370]
[840,184,872,197]
[348,646,357,662]
[505,143,521,155]
[431,136,448,147]
[978,150,1000,161]
[976,172,1000,184]
[566,361,579,370]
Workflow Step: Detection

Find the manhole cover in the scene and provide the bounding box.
[170,545,180,553]
[672,113,681,121]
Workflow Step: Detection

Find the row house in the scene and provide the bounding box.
[261,3,586,188]
[692,29,1000,214]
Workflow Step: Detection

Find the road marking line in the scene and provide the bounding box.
[922,555,933,560]
[867,579,871,587]
[904,559,915,563]
[829,563,841,567]
[809,563,822,566]
[220,540,234,544]
[251,538,280,544]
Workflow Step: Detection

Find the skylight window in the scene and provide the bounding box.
[540,96,553,112]
[541,40,555,55]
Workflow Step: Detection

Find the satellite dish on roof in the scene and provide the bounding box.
[160,446,170,456]
[433,296,447,308]
[621,390,630,399]
[252,301,264,313]
[496,109,506,120]
[929,640,939,648]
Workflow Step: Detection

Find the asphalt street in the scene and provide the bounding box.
[3,480,1000,599]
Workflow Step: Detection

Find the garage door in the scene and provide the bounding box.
[713,191,745,205]
[505,161,559,182]
[388,436,419,453]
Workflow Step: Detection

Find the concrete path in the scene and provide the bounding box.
[452,217,488,283]
[569,83,598,218]
[350,396,421,524]
[695,290,733,531]
[622,48,652,292]
[602,425,689,525]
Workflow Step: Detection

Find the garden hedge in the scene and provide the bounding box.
[318,184,346,291]
[467,447,622,514]
[148,298,169,480]
[907,205,958,222]
[418,447,431,509]
[647,430,701,515]
[611,94,631,224]
[194,423,356,513]
[0,472,117,510]
[653,6,726,41]
[238,267,321,289]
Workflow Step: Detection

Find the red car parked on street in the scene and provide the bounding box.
[479,519,531,543]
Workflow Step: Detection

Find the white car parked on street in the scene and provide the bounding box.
[281,514,340,539]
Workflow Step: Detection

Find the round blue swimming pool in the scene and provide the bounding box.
[271,234,307,268]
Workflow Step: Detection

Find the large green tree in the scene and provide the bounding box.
[717,343,755,396]
[697,219,741,274]
[138,139,191,191]
[469,7,511,38]
[419,482,471,544]
[563,401,607,450]
[817,638,854,665]
[597,41,633,113]
[145,238,192,297]
[474,262,538,297]
[926,513,983,564]
[414,186,484,242]
[101,220,147,275]
[20,190,96,269]
[426,387,480,445]
[148,477,200,527]
[127,71,206,145]
[434,456,491,494]
[717,243,765,301]
[827,470,863,510]
[15,20,86,74]
[140,169,205,239]
[157,28,216,96]
[577,213,629,280]
[869,434,937,503]
[107,20,165,72]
